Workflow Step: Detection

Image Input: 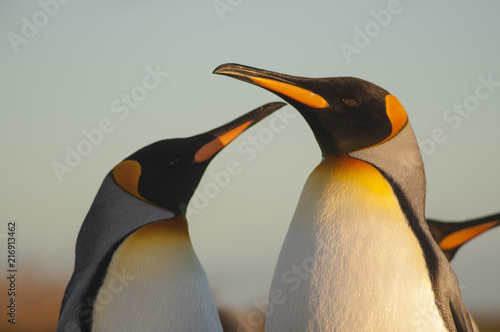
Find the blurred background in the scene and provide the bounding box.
[1,1,499,331]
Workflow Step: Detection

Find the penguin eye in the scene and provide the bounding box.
[167,158,179,166]
[342,98,361,106]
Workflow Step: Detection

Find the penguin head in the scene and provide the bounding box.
[214,64,407,157]
[427,215,500,261]
[111,102,285,215]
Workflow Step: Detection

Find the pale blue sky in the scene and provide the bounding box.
[1,0,499,317]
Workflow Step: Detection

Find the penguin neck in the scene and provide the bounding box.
[302,154,411,230]
[91,216,222,331]
[266,154,447,331]
[349,123,428,226]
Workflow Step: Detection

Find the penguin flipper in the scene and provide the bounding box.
[449,295,474,332]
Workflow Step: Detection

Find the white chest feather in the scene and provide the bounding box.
[266,156,448,332]
[91,218,222,332]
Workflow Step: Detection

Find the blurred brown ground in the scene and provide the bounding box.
[0,267,66,332]
[0,269,498,332]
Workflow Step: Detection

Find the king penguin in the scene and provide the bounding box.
[427,212,500,261]
[56,102,285,332]
[428,212,500,332]
[214,64,475,331]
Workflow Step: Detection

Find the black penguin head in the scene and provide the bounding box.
[427,214,500,261]
[214,64,408,157]
[111,102,285,215]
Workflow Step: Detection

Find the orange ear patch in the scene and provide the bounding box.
[250,76,328,109]
[194,121,252,162]
[382,95,408,143]
[439,220,499,250]
[113,160,146,200]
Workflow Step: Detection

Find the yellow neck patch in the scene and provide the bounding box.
[334,156,394,197]
[382,94,408,143]
[317,155,397,209]
[125,217,190,248]
[439,220,499,250]
[105,217,191,278]
[250,76,328,109]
